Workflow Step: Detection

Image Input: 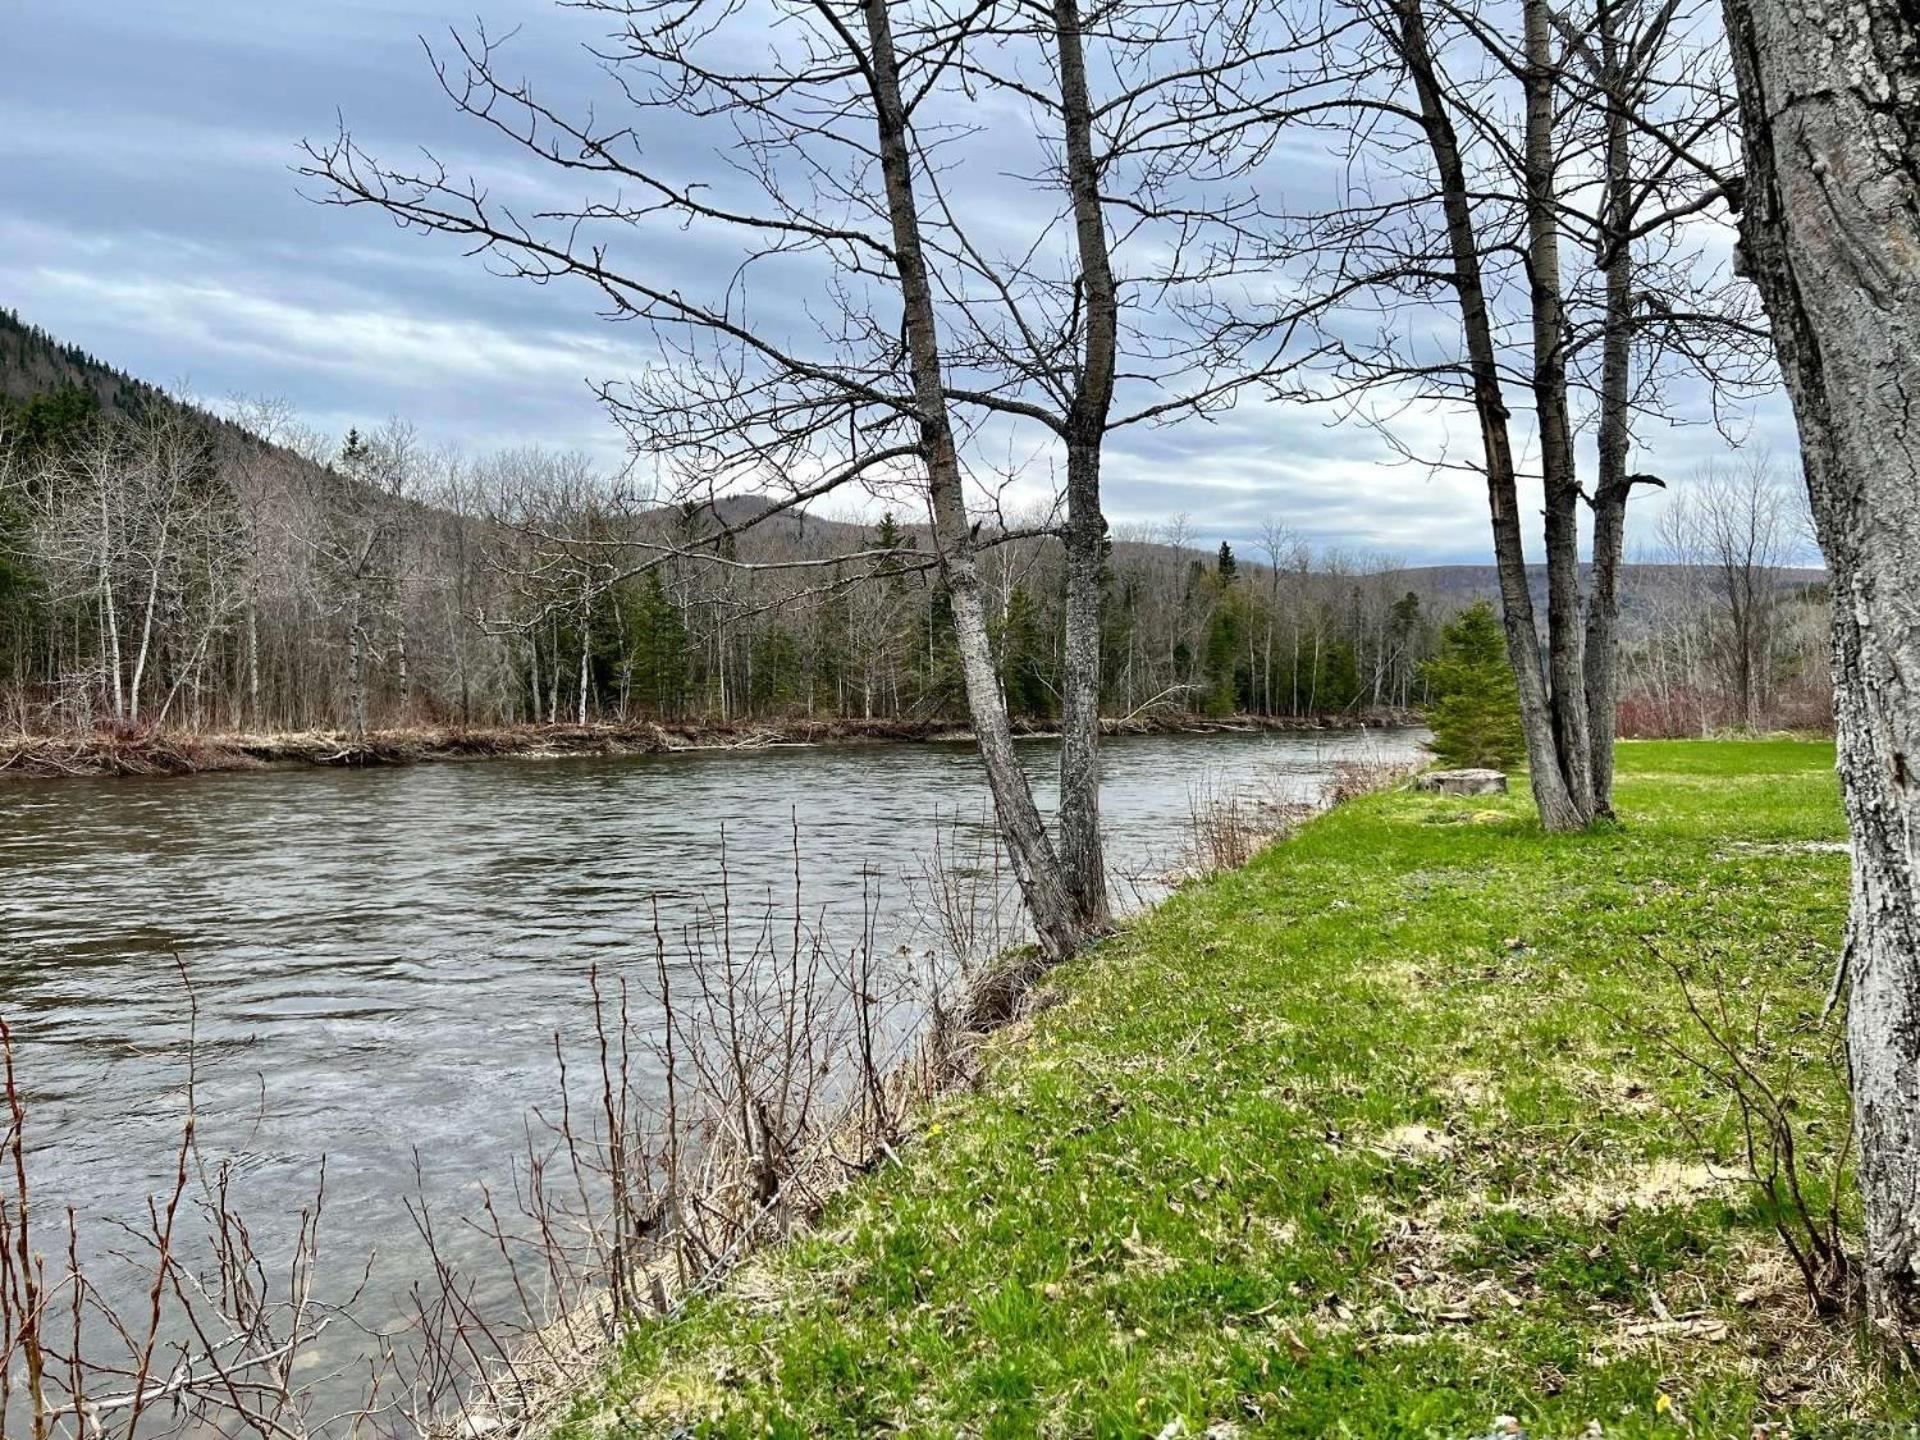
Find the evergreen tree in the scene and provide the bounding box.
[998,584,1055,719]
[870,511,915,573]
[624,572,690,714]
[1313,634,1362,712]
[1421,601,1525,769]
[752,624,803,708]
[1216,541,1238,584]
[5,385,101,460]
[920,582,963,708]
[1201,589,1246,715]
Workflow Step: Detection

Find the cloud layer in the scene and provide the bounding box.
[0,0,1800,563]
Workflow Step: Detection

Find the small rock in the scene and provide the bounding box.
[1415,768,1509,796]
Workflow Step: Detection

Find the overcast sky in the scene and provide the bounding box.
[0,0,1800,563]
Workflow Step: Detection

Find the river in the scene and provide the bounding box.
[0,725,1422,1419]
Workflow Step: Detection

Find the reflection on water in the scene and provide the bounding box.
[0,726,1423,1393]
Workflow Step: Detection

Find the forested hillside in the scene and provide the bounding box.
[0,309,164,423]
[0,313,1829,739]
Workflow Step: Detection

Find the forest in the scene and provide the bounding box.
[0,355,1826,742]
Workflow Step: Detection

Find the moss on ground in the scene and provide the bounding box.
[555,739,1916,1438]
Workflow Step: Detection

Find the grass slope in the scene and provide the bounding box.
[559,740,1911,1438]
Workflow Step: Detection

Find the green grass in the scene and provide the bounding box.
[556,740,1913,1438]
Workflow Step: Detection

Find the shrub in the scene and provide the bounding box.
[1422,601,1525,769]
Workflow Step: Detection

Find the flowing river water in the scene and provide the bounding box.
[0,726,1423,1418]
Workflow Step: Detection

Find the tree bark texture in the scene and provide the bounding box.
[1583,2,1644,819]
[1722,0,1920,1333]
[1523,0,1597,821]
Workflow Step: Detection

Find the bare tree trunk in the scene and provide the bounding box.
[1059,447,1107,927]
[347,607,368,740]
[100,559,124,723]
[1722,0,1920,1334]
[1583,11,1657,818]
[861,0,1084,964]
[1396,0,1585,830]
[1523,0,1594,820]
[1585,463,1631,813]
[126,522,170,725]
[245,598,261,729]
[1053,0,1116,933]
[578,615,590,726]
[394,619,409,719]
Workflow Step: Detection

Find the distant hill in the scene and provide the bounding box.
[1401,562,1825,597]
[0,308,167,422]
[683,499,1829,619]
[0,307,1829,615]
[1400,563,1828,621]
[0,310,399,518]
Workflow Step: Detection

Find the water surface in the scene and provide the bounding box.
[0,727,1422,1404]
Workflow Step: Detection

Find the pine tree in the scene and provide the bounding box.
[998,584,1055,719]
[1216,541,1238,584]
[870,511,915,574]
[1202,591,1245,716]
[624,572,690,715]
[1421,601,1525,769]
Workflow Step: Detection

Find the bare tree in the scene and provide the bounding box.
[904,0,1308,925]
[1660,458,1792,729]
[300,3,1103,960]
[297,419,421,738]
[1718,0,1920,1334]
[297,0,1309,954]
[480,449,631,727]
[1561,0,1753,808]
[10,412,243,728]
[1258,0,1758,825]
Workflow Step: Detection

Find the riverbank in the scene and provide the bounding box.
[548,739,1904,1437]
[0,711,1415,780]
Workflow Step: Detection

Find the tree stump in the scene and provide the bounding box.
[1415,768,1509,796]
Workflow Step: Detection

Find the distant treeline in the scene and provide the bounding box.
[0,389,1447,736]
[0,369,1830,739]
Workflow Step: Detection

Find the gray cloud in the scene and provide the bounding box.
[0,0,1796,564]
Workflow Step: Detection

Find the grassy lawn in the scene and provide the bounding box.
[555,739,1913,1438]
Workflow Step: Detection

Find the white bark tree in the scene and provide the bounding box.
[12,412,240,727]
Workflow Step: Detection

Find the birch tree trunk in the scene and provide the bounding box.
[246,598,261,729]
[100,555,124,723]
[578,618,590,726]
[126,517,171,725]
[861,0,1085,965]
[1721,0,1920,1333]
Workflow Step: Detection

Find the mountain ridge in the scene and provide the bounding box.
[0,305,1825,607]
